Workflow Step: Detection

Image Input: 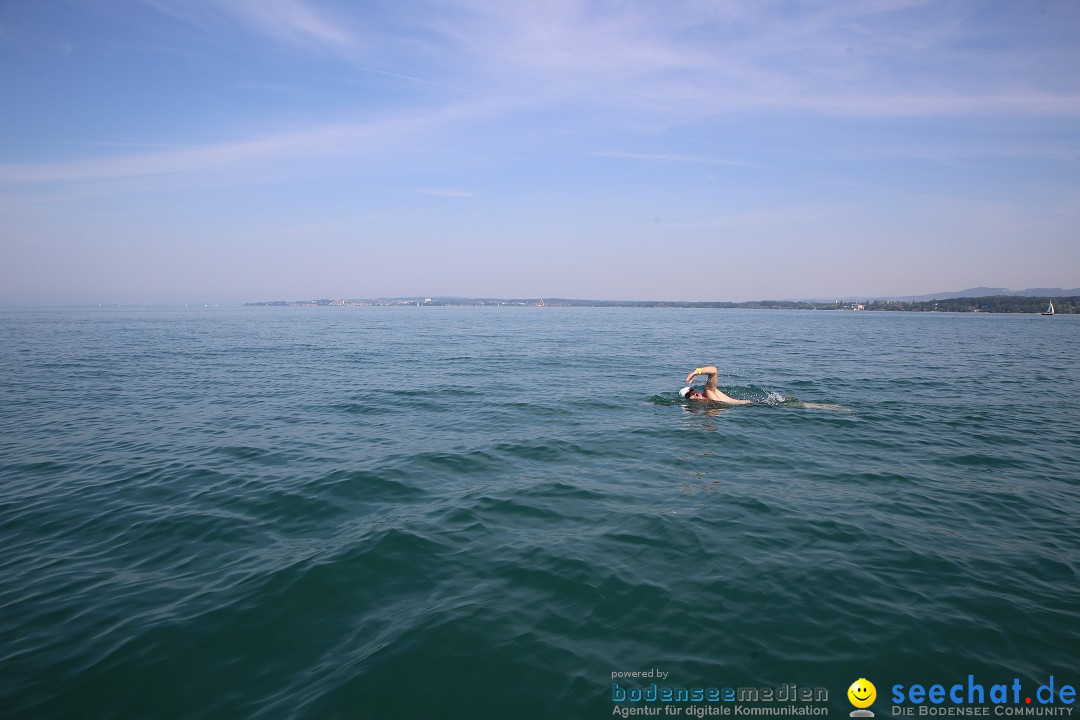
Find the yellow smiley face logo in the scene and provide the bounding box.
[848,678,876,708]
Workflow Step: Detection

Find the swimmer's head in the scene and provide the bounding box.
[679,386,701,400]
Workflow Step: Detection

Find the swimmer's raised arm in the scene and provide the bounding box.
[685,365,719,388]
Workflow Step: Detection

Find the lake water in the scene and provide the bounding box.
[1,307,1077,719]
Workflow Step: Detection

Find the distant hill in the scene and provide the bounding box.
[882,287,1080,301]
[789,287,1080,302]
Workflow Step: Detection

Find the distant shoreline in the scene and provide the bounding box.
[244,295,1077,314]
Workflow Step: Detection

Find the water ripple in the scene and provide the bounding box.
[1,308,1078,718]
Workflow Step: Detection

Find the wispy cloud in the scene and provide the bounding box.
[139,0,355,54]
[7,0,1080,194]
[404,0,1080,122]
[132,0,1080,123]
[793,92,1080,118]
[0,101,498,186]
[223,0,353,50]
[838,137,1080,164]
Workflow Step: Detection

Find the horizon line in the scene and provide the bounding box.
[6,288,1079,310]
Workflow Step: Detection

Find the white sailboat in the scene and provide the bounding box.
[1041,301,1055,316]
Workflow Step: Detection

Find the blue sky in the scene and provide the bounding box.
[1,0,1078,304]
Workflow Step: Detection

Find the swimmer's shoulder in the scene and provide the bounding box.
[705,389,750,405]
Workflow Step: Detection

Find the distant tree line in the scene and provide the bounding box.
[245,295,1077,313]
[864,296,1076,314]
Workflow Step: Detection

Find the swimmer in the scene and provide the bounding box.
[679,365,751,406]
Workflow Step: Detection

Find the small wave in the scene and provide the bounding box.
[317,469,428,505]
[331,402,381,415]
[752,388,851,411]
[942,453,1027,469]
[492,438,594,462]
[471,494,564,524]
[395,448,506,478]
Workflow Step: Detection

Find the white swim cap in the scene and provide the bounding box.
[679,386,692,399]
